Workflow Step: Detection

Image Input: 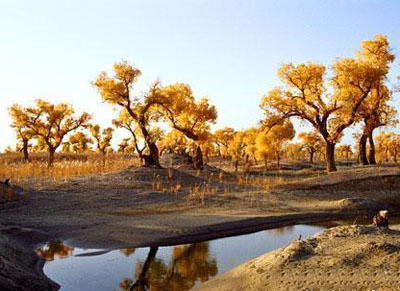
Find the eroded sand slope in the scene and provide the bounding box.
[199,225,400,291]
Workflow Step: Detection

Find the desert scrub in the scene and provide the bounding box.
[187,182,219,205]
[0,152,138,188]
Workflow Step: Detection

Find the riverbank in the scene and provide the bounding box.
[199,224,400,291]
[0,211,357,290]
[0,230,59,290]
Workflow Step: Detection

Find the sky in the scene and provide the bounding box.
[0,0,399,151]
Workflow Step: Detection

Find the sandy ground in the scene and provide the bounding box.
[199,225,400,291]
[0,232,59,291]
[1,161,400,289]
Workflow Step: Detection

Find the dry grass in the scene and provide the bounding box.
[0,152,139,188]
[1,153,348,210]
[187,182,221,205]
[235,171,308,191]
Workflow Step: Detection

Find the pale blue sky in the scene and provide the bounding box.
[1,0,399,150]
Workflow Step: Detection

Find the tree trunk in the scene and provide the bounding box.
[130,246,158,291]
[143,142,161,167]
[22,139,29,162]
[253,156,258,165]
[326,142,337,172]
[264,157,268,171]
[367,130,376,165]
[234,160,239,172]
[193,145,204,169]
[48,148,55,168]
[358,133,369,165]
[309,150,314,164]
[139,123,160,167]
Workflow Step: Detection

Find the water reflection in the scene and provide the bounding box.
[38,224,327,290]
[271,225,294,236]
[121,243,217,291]
[120,248,136,257]
[37,242,217,291]
[37,242,74,261]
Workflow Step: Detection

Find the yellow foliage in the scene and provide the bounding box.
[376,131,400,162]
[158,130,189,155]
[62,131,93,153]
[89,124,114,155]
[260,35,394,172]
[158,83,218,142]
[8,100,91,166]
[214,127,235,157]
[256,121,295,166]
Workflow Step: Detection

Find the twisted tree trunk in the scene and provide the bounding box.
[359,133,369,165]
[368,129,376,165]
[22,139,29,162]
[193,145,204,169]
[143,143,161,167]
[139,123,160,168]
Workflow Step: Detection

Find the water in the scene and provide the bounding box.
[37,224,326,290]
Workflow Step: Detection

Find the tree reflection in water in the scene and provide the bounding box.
[121,248,136,257]
[37,242,74,261]
[120,242,218,291]
[271,225,294,236]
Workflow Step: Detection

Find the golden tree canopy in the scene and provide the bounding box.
[12,99,91,151]
[89,124,114,154]
[158,130,189,154]
[256,121,295,161]
[63,131,93,153]
[93,60,142,106]
[261,35,394,144]
[157,83,218,142]
[9,104,36,142]
[298,131,323,152]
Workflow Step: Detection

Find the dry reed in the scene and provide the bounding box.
[0,152,138,188]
